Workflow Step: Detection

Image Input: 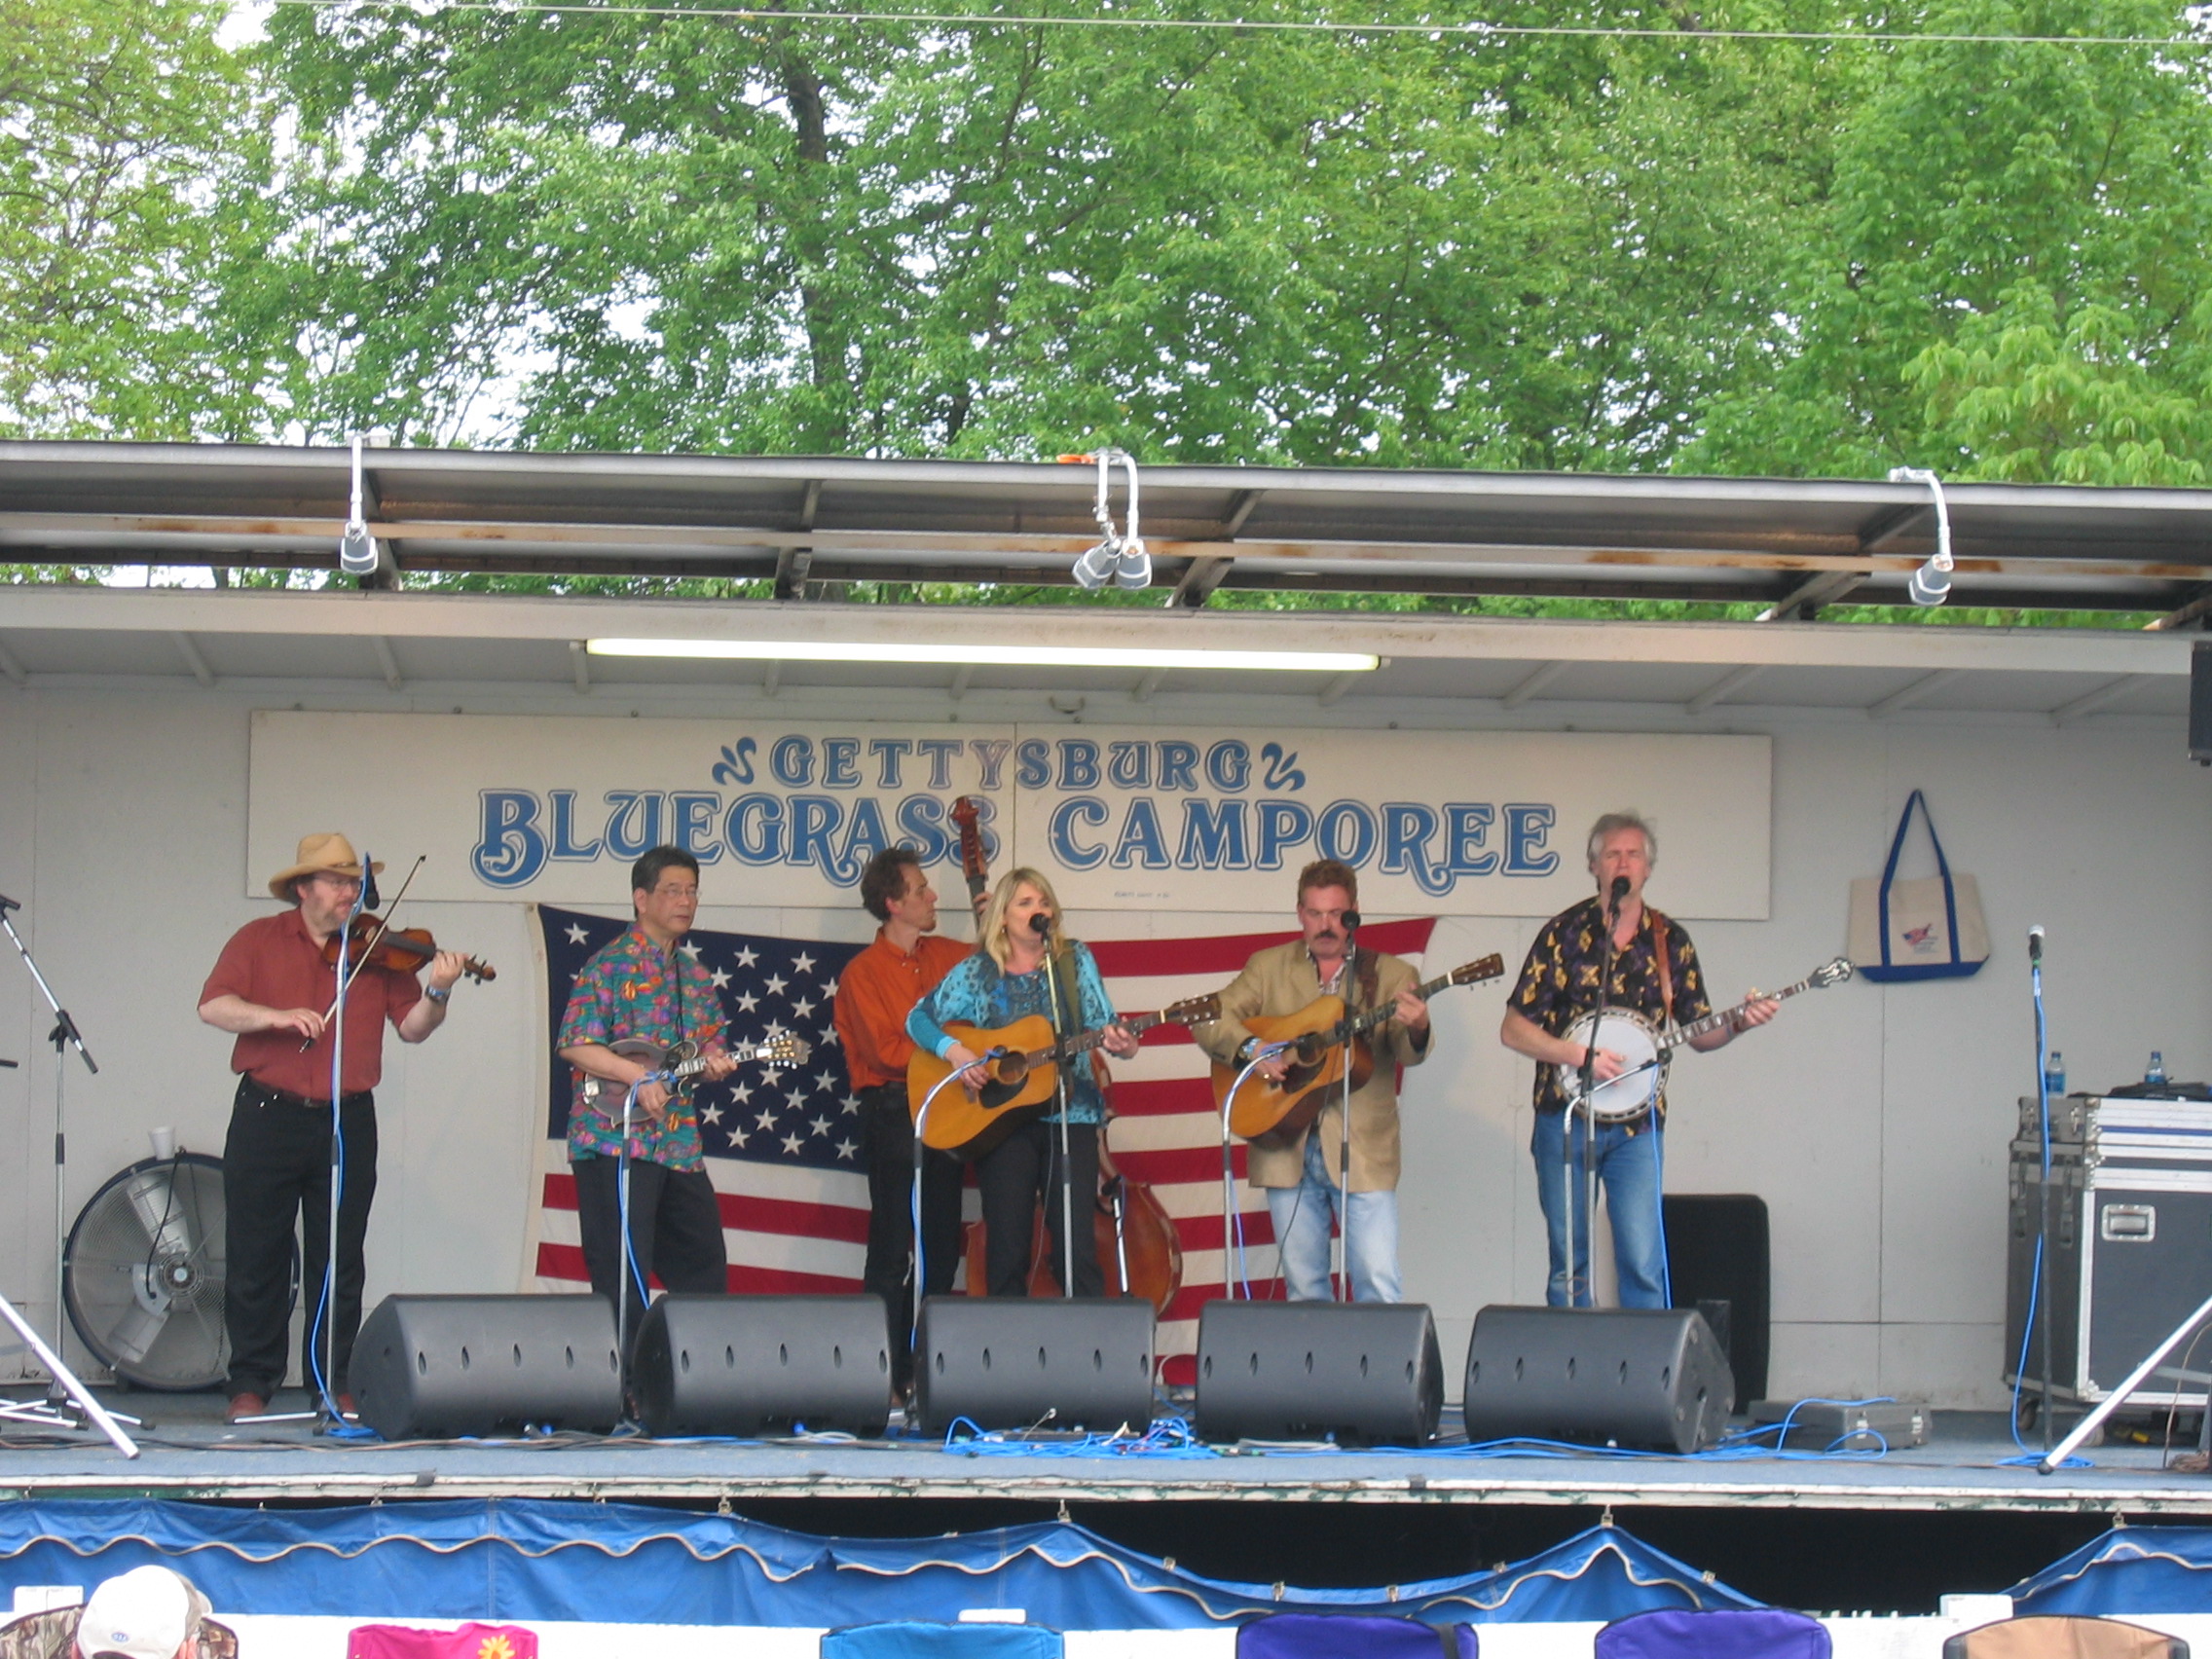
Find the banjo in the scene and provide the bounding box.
[1554,958,1854,1124]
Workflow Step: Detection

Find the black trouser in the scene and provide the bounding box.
[860,1083,964,1388]
[223,1077,376,1398]
[571,1153,728,1361]
[976,1119,1100,1298]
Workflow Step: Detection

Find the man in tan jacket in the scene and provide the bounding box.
[1197,859,1430,1301]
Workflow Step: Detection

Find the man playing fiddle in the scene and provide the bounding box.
[198,832,466,1422]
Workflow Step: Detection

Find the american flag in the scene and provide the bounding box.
[528,904,1435,1380]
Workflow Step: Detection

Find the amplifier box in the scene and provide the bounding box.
[2007,1122,2212,1407]
[1748,1398,1931,1450]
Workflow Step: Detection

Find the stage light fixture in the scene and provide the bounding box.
[338,434,382,577]
[585,638,1381,674]
[1889,466,1953,608]
[1063,448,1150,591]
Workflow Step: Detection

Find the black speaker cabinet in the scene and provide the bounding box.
[1462,1305,1735,1453]
[2193,642,2212,765]
[913,1296,1156,1435]
[350,1294,623,1439]
[632,1293,891,1437]
[1661,1193,1771,1402]
[1195,1300,1445,1446]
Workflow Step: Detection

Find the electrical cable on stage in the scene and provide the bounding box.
[940,1414,1218,1458]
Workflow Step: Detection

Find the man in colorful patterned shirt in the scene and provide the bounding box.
[1500,812,1775,1308]
[557,846,738,1353]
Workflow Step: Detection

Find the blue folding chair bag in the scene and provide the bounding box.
[823,1623,1065,1659]
[1237,1611,1477,1659]
[1596,1607,1831,1659]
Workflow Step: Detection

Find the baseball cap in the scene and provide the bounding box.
[75,1565,208,1659]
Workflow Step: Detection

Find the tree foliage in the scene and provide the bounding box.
[0,0,281,437]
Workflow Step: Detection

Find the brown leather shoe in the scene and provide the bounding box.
[225,1391,269,1424]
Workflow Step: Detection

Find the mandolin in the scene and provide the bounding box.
[577,1033,810,1112]
[907,993,1222,1161]
[1213,954,1504,1143]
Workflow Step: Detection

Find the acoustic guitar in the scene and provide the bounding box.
[1213,954,1505,1143]
[906,992,1222,1161]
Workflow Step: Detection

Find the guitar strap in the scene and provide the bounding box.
[1644,905,1676,1021]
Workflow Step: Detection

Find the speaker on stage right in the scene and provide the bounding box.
[1460,1305,1735,1453]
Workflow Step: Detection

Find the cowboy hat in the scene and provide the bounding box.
[268,832,385,902]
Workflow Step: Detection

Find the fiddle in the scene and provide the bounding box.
[322,914,495,983]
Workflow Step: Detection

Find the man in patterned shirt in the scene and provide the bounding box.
[557,846,739,1353]
[1499,812,1776,1308]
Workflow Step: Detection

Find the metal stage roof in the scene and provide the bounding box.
[5,441,2212,615]
[0,442,2203,725]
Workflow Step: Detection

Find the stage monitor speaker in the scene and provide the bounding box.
[913,1296,1155,1436]
[1194,1300,1444,1446]
[350,1294,622,1439]
[2193,642,2212,765]
[1461,1305,1734,1453]
[1661,1193,1770,1402]
[633,1293,891,1438]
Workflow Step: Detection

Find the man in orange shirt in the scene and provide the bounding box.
[833,846,972,1396]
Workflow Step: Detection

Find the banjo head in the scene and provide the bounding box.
[1553,1008,1668,1123]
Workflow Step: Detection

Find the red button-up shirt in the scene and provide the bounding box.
[201,909,423,1097]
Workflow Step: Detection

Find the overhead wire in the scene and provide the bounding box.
[268,0,2212,50]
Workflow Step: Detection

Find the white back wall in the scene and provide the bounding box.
[0,687,2203,1408]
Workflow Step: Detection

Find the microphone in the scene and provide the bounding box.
[360,854,380,912]
[1341,909,1361,935]
[2028,924,2045,963]
[1028,911,1053,937]
[1607,874,1629,915]
[0,894,18,914]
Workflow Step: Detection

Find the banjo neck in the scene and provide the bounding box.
[1650,971,1824,1051]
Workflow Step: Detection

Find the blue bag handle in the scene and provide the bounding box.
[1876,790,1962,974]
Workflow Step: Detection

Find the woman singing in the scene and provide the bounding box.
[906,867,1138,1297]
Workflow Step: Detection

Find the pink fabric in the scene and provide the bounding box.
[347,1624,538,1659]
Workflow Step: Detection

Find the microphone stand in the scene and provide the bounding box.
[1221,1043,1294,1299]
[910,1067,977,1348]
[1038,926,1078,1299]
[0,900,129,1455]
[1334,918,1360,1302]
[0,894,98,1382]
[315,863,373,1425]
[1572,884,1625,1309]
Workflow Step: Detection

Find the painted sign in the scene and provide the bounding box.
[246,713,1770,917]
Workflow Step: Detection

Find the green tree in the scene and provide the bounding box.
[0,0,278,437]
[1679,0,2212,483]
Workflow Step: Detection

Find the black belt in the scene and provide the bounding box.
[1540,1103,1660,1135]
[238,1075,373,1112]
[858,1082,907,1110]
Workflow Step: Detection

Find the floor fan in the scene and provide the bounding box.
[62,1151,232,1389]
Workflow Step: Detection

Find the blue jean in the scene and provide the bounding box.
[1265,1129,1401,1303]
[1531,1109,1669,1309]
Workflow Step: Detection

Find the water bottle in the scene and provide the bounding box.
[2148,1051,2168,1089]
[2044,1050,2066,1097]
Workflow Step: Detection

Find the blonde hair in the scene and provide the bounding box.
[977,866,1075,972]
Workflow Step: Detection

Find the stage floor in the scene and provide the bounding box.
[0,1393,2205,1515]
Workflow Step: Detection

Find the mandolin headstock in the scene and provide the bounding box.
[1810,958,1855,989]
[757,1034,812,1068]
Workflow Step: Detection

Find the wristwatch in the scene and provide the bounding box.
[424,986,451,1004]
